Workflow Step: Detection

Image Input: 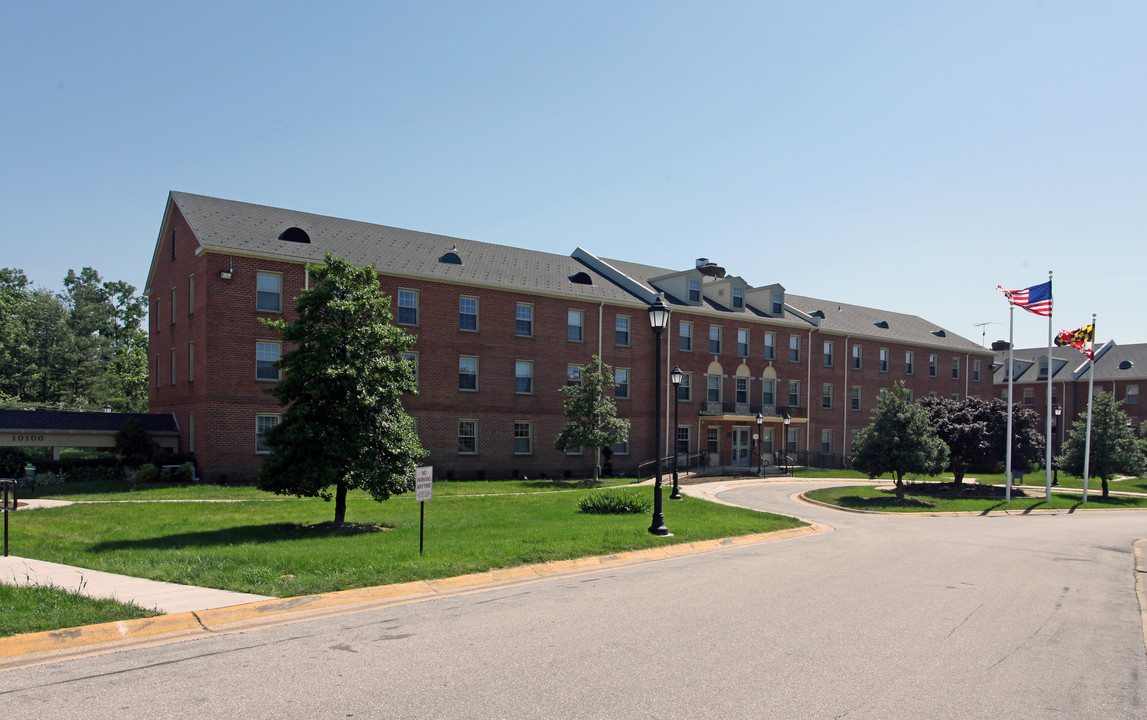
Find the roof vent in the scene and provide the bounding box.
[568,271,593,285]
[278,227,311,243]
[438,245,462,265]
[810,310,826,319]
[874,320,889,329]
[1119,360,1134,370]
[931,329,947,338]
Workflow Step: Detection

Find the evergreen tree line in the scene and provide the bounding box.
[0,267,149,412]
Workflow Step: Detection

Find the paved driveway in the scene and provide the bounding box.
[1,481,1144,719]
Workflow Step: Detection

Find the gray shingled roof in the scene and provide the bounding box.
[0,410,179,434]
[995,342,1147,383]
[597,257,983,351]
[165,192,646,306]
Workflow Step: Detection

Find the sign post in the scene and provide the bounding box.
[415,466,432,556]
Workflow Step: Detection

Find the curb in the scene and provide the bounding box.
[796,490,1147,517]
[0,524,821,670]
[1133,539,1147,655]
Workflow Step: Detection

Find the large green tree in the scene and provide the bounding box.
[257,253,426,524]
[1056,392,1146,498]
[850,383,948,500]
[554,355,630,482]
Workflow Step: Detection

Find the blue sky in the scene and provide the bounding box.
[3,1,1143,351]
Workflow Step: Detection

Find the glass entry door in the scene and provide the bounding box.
[732,427,751,466]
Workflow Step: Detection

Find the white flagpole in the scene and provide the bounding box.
[1045,271,1053,503]
[1082,313,1096,503]
[1006,304,1014,503]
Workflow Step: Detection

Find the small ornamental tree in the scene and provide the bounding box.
[919,395,991,485]
[850,382,948,500]
[983,399,1046,476]
[1056,392,1147,498]
[555,356,630,483]
[258,253,426,524]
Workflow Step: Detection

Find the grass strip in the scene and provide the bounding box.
[805,484,1147,513]
[0,583,160,638]
[13,488,803,598]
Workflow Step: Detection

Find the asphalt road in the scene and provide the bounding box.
[2,481,1145,719]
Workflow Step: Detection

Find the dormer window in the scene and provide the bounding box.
[771,292,783,315]
[688,278,701,303]
[732,286,744,309]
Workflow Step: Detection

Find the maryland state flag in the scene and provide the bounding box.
[1055,323,1095,358]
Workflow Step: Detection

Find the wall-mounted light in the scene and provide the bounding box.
[219,271,233,280]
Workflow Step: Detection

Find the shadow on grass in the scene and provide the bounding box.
[90,522,386,551]
[833,495,936,511]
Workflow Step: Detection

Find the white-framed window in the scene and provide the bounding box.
[707,427,720,455]
[823,341,834,367]
[516,303,533,337]
[397,289,418,325]
[689,278,701,302]
[458,420,477,454]
[565,442,582,455]
[822,383,833,410]
[568,309,584,342]
[188,341,194,383]
[821,429,833,454]
[257,272,282,312]
[513,422,532,455]
[170,288,176,325]
[676,426,691,455]
[616,316,630,346]
[764,332,776,360]
[615,368,630,399]
[459,356,479,391]
[973,359,982,382]
[789,380,801,407]
[1023,387,1034,406]
[188,274,194,315]
[732,286,744,309]
[707,375,721,403]
[678,371,692,402]
[1127,384,1139,405]
[256,342,281,381]
[170,348,176,385]
[851,386,861,411]
[613,428,629,456]
[789,336,800,362]
[771,292,783,315]
[737,329,749,358]
[567,365,583,387]
[879,348,889,373]
[515,361,533,394]
[851,344,862,370]
[459,296,478,331]
[929,354,938,378]
[762,378,775,406]
[709,326,722,354]
[952,357,960,380]
[786,428,798,453]
[905,351,915,375]
[255,414,280,454]
[679,321,693,351]
[760,428,774,454]
[736,377,749,404]
[401,352,419,389]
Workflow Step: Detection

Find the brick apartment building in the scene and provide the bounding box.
[993,342,1146,455]
[145,191,996,482]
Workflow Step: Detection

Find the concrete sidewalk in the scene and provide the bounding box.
[0,555,274,614]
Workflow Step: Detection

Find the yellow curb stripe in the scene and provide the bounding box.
[0,612,203,660]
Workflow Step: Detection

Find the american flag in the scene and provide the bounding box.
[997,280,1053,317]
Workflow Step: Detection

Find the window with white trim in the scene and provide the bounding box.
[689,279,701,302]
[256,414,280,454]
[851,386,861,411]
[513,422,532,455]
[736,377,749,404]
[707,375,721,403]
[459,356,478,391]
[613,428,629,455]
[851,345,862,370]
[458,420,477,454]
[679,321,693,351]
[397,289,418,325]
[676,426,691,455]
[762,378,775,406]
[789,336,800,362]
[709,326,722,354]
[567,365,583,387]
[905,351,915,375]
[823,341,834,367]
[732,286,744,309]
[763,332,776,360]
[879,348,889,373]
[256,342,281,381]
[515,360,533,394]
[459,296,478,331]
[516,303,533,336]
[257,273,282,312]
[615,368,630,399]
[737,329,749,358]
[952,357,960,380]
[789,380,801,407]
[929,354,938,377]
[822,383,833,409]
[616,316,630,346]
[678,371,692,402]
[568,310,584,342]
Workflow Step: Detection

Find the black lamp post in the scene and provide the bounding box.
[755,411,764,477]
[647,295,671,535]
[670,365,683,500]
[782,412,791,475]
[1053,404,1062,486]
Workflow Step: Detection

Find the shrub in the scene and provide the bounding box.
[132,464,159,484]
[0,448,29,478]
[578,489,652,515]
[176,462,195,483]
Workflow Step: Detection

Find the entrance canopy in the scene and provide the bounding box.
[0,410,179,459]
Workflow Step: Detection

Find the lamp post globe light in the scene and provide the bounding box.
[782,411,792,475]
[755,411,764,477]
[1053,404,1062,486]
[647,295,671,536]
[670,365,683,500]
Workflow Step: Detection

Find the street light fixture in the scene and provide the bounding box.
[647,295,671,536]
[755,411,764,477]
[670,365,683,500]
[1053,404,1062,486]
[782,411,792,475]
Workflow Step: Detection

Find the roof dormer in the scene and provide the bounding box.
[745,283,785,318]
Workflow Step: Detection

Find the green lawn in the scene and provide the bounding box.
[805,484,1147,513]
[12,486,803,599]
[0,583,159,637]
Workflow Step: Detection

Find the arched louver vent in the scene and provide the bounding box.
[438,252,462,265]
[1119,360,1134,370]
[874,320,889,329]
[568,272,593,285]
[931,329,946,338]
[278,227,311,243]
